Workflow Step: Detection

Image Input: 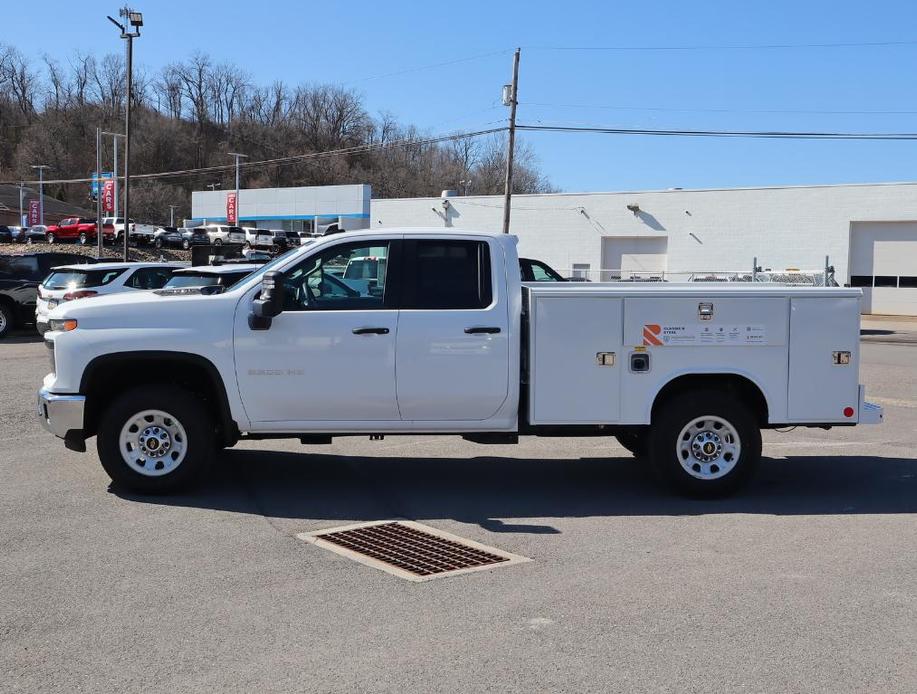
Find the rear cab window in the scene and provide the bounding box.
[402,240,492,310]
[43,268,125,289]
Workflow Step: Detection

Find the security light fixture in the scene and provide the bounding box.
[127,11,143,27]
[626,203,641,215]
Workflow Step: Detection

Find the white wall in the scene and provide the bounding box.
[191,184,370,225]
[370,183,917,283]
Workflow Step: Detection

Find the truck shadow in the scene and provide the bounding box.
[114,450,917,530]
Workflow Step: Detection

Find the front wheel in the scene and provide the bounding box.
[182,238,190,250]
[648,390,761,497]
[213,238,223,246]
[154,237,163,249]
[78,232,88,245]
[46,232,55,244]
[96,385,215,493]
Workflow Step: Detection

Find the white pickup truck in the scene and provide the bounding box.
[37,228,882,496]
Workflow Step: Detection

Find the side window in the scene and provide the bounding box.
[282,241,389,311]
[403,240,492,310]
[530,261,559,282]
[126,267,175,289]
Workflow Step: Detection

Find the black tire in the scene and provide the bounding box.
[46,232,55,244]
[648,389,761,497]
[78,232,88,245]
[96,385,215,493]
[213,238,223,246]
[0,302,13,339]
[154,237,163,249]
[615,431,648,458]
[182,238,190,250]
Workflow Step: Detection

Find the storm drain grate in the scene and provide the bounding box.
[298,520,530,582]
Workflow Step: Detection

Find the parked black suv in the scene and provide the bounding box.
[0,252,96,338]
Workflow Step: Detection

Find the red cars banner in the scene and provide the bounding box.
[226,192,237,224]
[28,199,40,225]
[101,180,115,213]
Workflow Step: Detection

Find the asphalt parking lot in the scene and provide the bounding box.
[2,332,915,693]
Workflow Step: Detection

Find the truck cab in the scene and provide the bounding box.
[37,228,882,496]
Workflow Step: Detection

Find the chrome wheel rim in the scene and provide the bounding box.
[676,415,741,480]
[0,310,7,333]
[119,409,188,477]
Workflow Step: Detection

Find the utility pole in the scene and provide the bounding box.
[108,7,143,261]
[96,127,103,258]
[228,152,248,226]
[501,47,520,235]
[18,181,24,227]
[30,165,50,226]
[169,205,177,227]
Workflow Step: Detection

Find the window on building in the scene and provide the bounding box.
[849,275,872,287]
[874,275,897,288]
[899,276,917,288]
[571,263,591,280]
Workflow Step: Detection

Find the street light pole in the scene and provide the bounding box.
[108,7,142,261]
[18,181,24,227]
[169,205,177,226]
[227,152,248,226]
[30,165,50,226]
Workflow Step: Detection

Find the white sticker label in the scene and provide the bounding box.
[644,324,767,346]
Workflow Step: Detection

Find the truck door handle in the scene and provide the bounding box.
[352,327,389,335]
[464,326,501,334]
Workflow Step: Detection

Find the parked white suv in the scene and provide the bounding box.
[204,225,246,246]
[241,227,275,250]
[35,262,183,334]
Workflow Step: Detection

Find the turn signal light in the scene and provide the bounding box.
[62,290,98,301]
[48,318,78,332]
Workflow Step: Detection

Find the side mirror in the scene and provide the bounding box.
[249,271,285,330]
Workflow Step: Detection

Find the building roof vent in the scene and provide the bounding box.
[441,189,458,198]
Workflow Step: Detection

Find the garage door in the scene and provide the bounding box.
[601,237,668,281]
[849,222,917,315]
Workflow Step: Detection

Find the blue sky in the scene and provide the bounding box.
[7,0,917,192]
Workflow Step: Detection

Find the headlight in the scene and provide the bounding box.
[48,318,78,332]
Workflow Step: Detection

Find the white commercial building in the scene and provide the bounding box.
[190,184,370,236]
[372,182,917,316]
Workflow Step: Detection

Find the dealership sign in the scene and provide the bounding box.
[101,179,115,212]
[226,192,238,224]
[28,199,40,225]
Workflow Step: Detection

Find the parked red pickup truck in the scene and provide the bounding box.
[45,218,114,245]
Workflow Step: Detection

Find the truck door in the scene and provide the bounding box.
[233,239,400,424]
[395,238,510,421]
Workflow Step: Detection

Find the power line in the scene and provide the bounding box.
[516,124,917,140]
[526,39,917,52]
[5,127,509,186]
[521,101,917,116]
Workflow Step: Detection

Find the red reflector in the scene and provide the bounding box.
[843,407,855,418]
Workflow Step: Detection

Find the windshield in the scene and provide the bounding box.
[234,243,312,285]
[43,268,125,289]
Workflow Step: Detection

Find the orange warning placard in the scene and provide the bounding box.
[643,324,663,346]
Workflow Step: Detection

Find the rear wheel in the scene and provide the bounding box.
[0,303,12,339]
[213,238,223,246]
[96,385,215,493]
[46,232,55,244]
[648,390,761,497]
[154,237,163,249]
[78,232,88,245]
[182,238,190,250]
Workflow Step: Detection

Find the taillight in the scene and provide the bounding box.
[62,290,98,301]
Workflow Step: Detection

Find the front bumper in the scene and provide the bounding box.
[37,387,86,442]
